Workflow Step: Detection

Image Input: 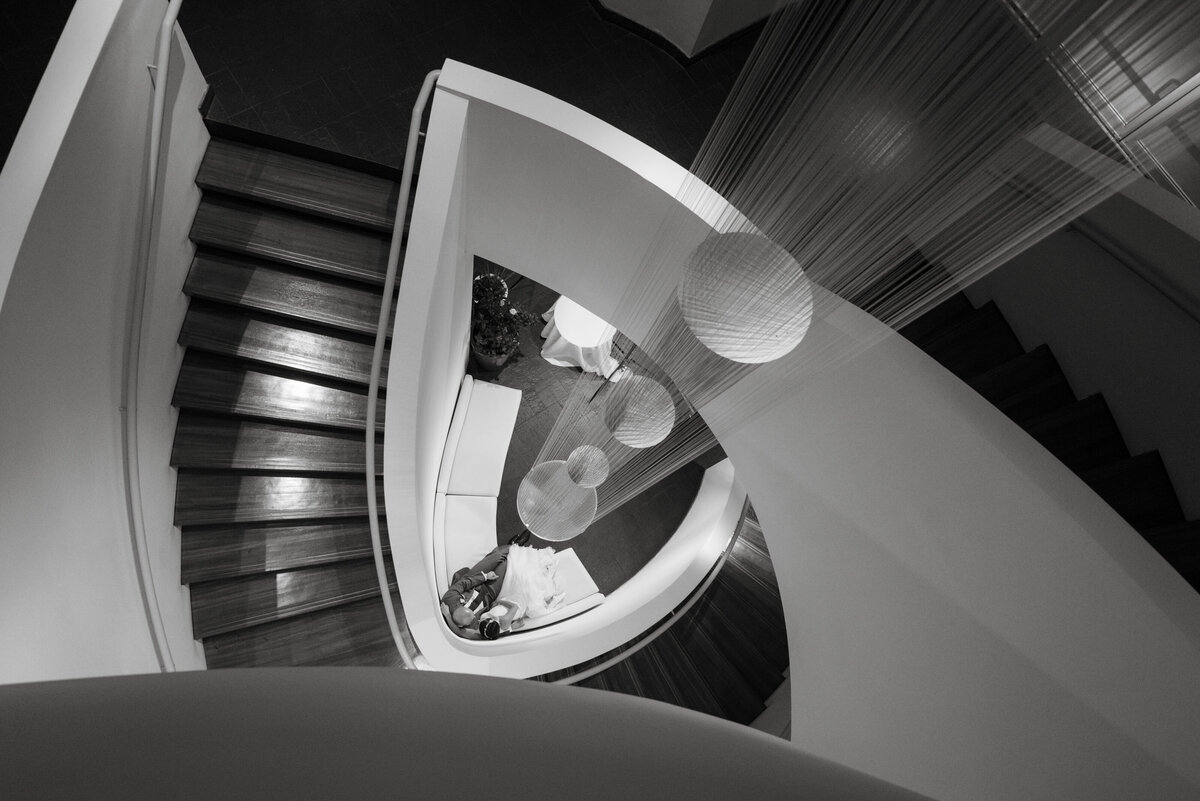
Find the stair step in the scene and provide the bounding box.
[706,573,789,668]
[175,472,383,527]
[646,631,727,718]
[917,301,1025,380]
[203,596,403,668]
[691,593,787,697]
[667,617,765,723]
[1081,452,1185,531]
[178,303,386,387]
[722,550,783,607]
[190,194,391,285]
[589,643,678,705]
[181,517,390,584]
[196,138,399,232]
[171,412,383,474]
[899,292,975,348]
[1023,394,1130,473]
[190,558,395,638]
[728,529,781,595]
[1141,521,1200,593]
[184,249,394,337]
[173,351,385,431]
[576,652,643,695]
[966,345,1076,426]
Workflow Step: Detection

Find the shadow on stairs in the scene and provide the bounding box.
[899,288,1199,593]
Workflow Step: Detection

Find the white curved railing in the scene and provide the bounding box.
[121,0,186,674]
[364,70,443,670]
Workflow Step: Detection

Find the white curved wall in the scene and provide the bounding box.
[0,669,937,801]
[391,60,1200,800]
[0,0,207,684]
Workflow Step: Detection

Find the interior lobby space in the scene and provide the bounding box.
[4,2,1200,800]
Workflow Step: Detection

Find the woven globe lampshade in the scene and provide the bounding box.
[566,445,610,488]
[602,373,675,449]
[516,460,599,542]
[677,231,813,364]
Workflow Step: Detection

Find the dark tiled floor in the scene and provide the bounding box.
[180,0,754,169]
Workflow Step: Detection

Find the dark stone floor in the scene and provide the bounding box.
[179,0,754,170]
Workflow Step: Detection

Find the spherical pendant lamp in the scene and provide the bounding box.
[677,231,813,364]
[566,445,610,488]
[516,460,599,542]
[602,374,675,448]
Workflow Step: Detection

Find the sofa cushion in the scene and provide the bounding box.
[438,376,522,497]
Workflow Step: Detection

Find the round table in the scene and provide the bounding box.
[540,295,621,378]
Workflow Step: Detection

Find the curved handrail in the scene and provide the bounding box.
[121,0,185,673]
[548,498,753,685]
[365,69,443,670]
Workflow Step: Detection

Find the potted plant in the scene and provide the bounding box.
[471,273,537,370]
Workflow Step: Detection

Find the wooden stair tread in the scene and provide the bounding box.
[1023,394,1129,473]
[182,517,389,584]
[175,472,383,527]
[966,345,1076,426]
[197,138,399,232]
[667,619,765,724]
[190,194,391,285]
[203,596,403,668]
[693,594,787,697]
[705,575,790,669]
[644,632,728,718]
[190,558,395,638]
[721,552,783,606]
[1081,452,1185,531]
[173,351,385,431]
[171,412,383,474]
[728,531,781,593]
[917,301,1025,380]
[178,303,386,387]
[185,250,394,337]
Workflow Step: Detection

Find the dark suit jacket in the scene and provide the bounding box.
[440,544,510,618]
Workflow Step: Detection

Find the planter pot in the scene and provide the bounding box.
[471,343,514,371]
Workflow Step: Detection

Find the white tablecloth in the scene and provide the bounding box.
[540,296,621,378]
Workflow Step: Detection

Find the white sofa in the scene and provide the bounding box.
[432,375,604,634]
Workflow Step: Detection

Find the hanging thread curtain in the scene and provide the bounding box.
[517,0,1200,539]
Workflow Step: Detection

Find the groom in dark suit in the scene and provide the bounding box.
[440,530,531,635]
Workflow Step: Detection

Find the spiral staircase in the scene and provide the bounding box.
[170,126,792,721]
[171,123,1195,729]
